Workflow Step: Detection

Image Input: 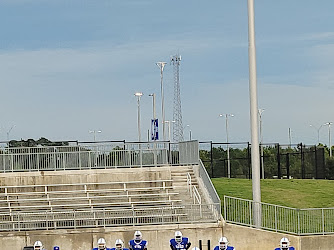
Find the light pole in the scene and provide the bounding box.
[134,92,143,142]
[184,124,191,141]
[156,62,167,141]
[148,93,156,121]
[89,130,102,142]
[164,121,175,142]
[324,122,333,157]
[248,0,261,228]
[219,114,234,178]
[258,109,265,179]
[7,125,16,141]
[309,124,324,145]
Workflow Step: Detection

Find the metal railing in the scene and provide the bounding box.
[0,203,220,232]
[0,141,200,172]
[199,159,221,212]
[224,195,334,235]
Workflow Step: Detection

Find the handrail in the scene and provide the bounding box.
[186,172,192,197]
[192,186,201,205]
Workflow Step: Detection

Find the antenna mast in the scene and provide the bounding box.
[171,54,184,142]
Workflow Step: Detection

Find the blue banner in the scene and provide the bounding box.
[151,119,159,140]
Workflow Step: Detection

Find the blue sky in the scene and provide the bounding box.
[1,0,334,145]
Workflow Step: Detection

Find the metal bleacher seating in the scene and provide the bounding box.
[0,179,191,231]
[0,180,181,212]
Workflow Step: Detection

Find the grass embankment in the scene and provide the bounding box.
[212,178,334,208]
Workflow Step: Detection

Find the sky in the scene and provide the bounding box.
[1,0,334,146]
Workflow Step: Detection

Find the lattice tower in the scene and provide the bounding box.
[171,54,184,142]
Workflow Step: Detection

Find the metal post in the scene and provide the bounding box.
[156,62,167,140]
[248,142,251,179]
[329,123,332,157]
[210,141,214,178]
[149,93,158,167]
[226,115,231,178]
[219,114,234,178]
[134,92,143,142]
[286,153,290,179]
[248,0,261,228]
[259,109,265,179]
[277,143,281,179]
[301,143,305,179]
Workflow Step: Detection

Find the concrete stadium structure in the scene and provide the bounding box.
[0,141,333,250]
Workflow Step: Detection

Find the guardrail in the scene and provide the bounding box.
[0,203,220,232]
[224,195,334,235]
[0,141,200,172]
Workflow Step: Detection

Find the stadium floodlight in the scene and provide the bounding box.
[89,130,102,142]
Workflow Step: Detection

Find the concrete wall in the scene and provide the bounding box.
[224,222,334,250]
[1,223,222,250]
[3,221,334,250]
[223,223,301,250]
[300,235,334,250]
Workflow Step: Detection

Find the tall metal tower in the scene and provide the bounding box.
[171,54,184,142]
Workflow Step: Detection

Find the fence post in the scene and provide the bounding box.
[297,209,300,235]
[224,196,227,220]
[277,143,281,179]
[322,208,325,235]
[247,142,251,179]
[275,205,277,232]
[78,146,82,170]
[210,141,214,178]
[315,146,318,179]
[286,153,290,179]
[301,143,305,179]
[249,200,252,226]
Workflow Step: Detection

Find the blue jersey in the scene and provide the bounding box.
[170,237,191,250]
[111,248,129,250]
[214,246,234,250]
[129,240,148,250]
[274,248,295,250]
[92,248,112,250]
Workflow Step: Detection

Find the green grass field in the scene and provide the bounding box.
[212,178,334,208]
